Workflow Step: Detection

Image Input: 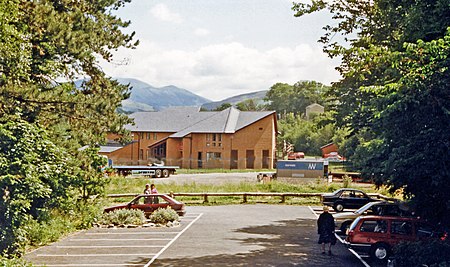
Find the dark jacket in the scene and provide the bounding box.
[317,212,334,235]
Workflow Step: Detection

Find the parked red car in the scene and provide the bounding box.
[104,194,186,217]
[345,215,445,262]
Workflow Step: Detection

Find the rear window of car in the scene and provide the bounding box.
[359,219,387,233]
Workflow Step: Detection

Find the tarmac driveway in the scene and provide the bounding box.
[25,205,365,267]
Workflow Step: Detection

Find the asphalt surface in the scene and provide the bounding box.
[25,205,368,267]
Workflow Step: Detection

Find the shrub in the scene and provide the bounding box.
[150,207,179,225]
[394,240,450,267]
[99,209,146,225]
[342,175,352,188]
[0,256,34,267]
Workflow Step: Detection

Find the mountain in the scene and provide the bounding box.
[201,90,268,110]
[115,78,211,113]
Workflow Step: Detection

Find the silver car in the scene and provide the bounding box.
[334,201,396,233]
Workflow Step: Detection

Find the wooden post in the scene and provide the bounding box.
[280,195,285,203]
[203,194,208,203]
[243,194,247,203]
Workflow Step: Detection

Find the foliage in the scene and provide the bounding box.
[213,103,233,111]
[277,112,336,155]
[0,0,136,257]
[0,256,34,267]
[342,175,352,188]
[293,0,450,224]
[235,99,266,111]
[149,207,179,224]
[99,209,146,226]
[394,240,450,267]
[265,81,330,115]
[0,120,76,255]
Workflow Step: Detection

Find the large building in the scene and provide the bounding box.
[100,107,277,169]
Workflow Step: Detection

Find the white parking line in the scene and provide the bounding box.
[144,213,204,267]
[37,253,156,257]
[86,232,179,235]
[44,265,144,267]
[68,241,172,242]
[308,206,371,267]
[56,245,165,248]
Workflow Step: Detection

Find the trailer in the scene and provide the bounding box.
[112,165,179,178]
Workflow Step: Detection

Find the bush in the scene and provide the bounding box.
[394,240,450,267]
[342,175,352,188]
[99,209,146,225]
[0,256,34,267]
[150,207,179,225]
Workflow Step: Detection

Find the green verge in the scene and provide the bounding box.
[105,175,393,206]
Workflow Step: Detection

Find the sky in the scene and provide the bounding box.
[99,0,341,101]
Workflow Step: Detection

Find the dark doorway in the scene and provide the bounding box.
[246,150,255,169]
[231,150,238,169]
[262,150,269,169]
[198,152,203,169]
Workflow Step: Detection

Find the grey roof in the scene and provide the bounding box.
[99,144,124,153]
[127,107,275,138]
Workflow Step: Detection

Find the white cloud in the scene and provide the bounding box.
[194,28,210,36]
[149,4,183,23]
[100,40,340,101]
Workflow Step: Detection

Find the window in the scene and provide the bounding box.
[391,221,413,235]
[206,133,222,147]
[139,149,144,160]
[146,133,151,140]
[139,132,144,139]
[206,152,221,161]
[153,133,157,140]
[359,220,387,233]
[416,223,434,238]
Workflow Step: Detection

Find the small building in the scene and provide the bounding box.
[305,103,324,120]
[100,107,277,169]
[320,143,338,157]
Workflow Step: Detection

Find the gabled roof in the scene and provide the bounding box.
[126,107,275,138]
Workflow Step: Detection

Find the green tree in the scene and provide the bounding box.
[265,81,329,115]
[0,120,75,255]
[0,0,137,256]
[293,1,450,223]
[235,99,266,111]
[278,112,336,155]
[213,103,232,111]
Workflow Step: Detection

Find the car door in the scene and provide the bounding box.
[390,220,415,245]
[353,219,389,244]
[129,196,153,215]
[351,191,371,208]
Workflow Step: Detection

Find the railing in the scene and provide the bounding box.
[107,192,395,203]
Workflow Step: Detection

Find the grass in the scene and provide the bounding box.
[104,175,392,206]
[177,168,270,174]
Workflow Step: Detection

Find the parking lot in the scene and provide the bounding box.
[25,205,374,267]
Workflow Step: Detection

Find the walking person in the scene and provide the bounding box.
[317,206,336,255]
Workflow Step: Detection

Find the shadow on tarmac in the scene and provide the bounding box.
[126,218,364,267]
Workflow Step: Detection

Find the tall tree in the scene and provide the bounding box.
[0,0,137,255]
[293,1,450,223]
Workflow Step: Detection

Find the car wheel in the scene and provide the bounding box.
[155,169,162,178]
[162,169,169,178]
[340,221,351,234]
[333,202,344,212]
[370,243,390,262]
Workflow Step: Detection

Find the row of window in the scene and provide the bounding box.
[136,132,158,140]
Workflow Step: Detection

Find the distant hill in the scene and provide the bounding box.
[201,90,268,110]
[114,78,211,113]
